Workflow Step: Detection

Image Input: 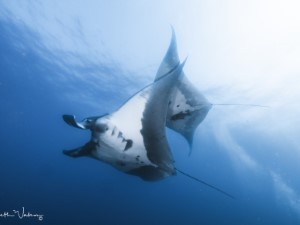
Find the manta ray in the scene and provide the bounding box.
[62,30,233,198]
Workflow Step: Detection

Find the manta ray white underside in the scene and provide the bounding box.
[63,29,212,181]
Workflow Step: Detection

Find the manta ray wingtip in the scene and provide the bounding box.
[183,132,194,156]
[170,25,176,42]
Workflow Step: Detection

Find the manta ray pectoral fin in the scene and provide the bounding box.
[141,60,186,175]
[63,115,87,129]
[63,141,95,158]
[154,29,212,155]
[155,27,179,80]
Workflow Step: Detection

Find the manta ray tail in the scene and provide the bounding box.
[175,168,234,199]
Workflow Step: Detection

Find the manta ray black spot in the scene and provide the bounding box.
[171,110,191,121]
[124,139,133,151]
[118,132,123,138]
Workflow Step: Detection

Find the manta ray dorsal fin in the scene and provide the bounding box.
[141,61,186,174]
[155,27,180,81]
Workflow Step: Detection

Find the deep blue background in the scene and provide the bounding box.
[0,8,299,225]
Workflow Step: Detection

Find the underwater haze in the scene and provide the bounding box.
[1,1,300,225]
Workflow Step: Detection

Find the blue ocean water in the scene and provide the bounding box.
[1,2,300,225]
